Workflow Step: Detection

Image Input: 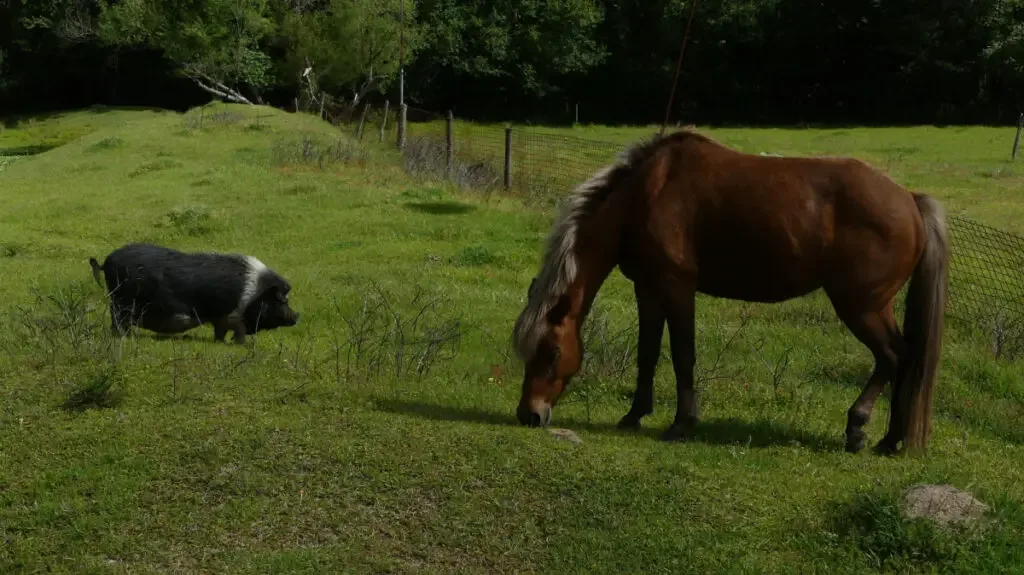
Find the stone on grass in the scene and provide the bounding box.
[548,428,582,444]
[901,484,989,527]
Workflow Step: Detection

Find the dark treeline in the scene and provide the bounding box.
[2,0,1023,126]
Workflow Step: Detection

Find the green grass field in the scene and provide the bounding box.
[2,103,1024,574]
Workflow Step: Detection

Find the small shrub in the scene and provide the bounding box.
[87,137,123,152]
[62,366,124,412]
[984,309,1024,361]
[271,134,368,169]
[401,137,503,193]
[0,155,20,172]
[453,245,500,267]
[325,283,464,385]
[1,241,25,257]
[180,107,244,131]
[281,183,320,196]
[6,280,111,365]
[818,488,1008,573]
[160,205,216,236]
[128,157,181,178]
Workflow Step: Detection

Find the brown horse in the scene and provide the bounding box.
[512,130,949,455]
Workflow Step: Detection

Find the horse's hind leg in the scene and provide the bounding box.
[657,277,698,442]
[617,282,666,430]
[833,302,906,454]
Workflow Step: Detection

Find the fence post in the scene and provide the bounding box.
[319,92,326,120]
[396,104,407,149]
[356,102,370,141]
[379,100,390,143]
[294,97,299,113]
[445,111,454,179]
[1013,112,1024,160]
[504,126,512,191]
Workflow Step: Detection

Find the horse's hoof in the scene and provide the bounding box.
[873,438,900,456]
[616,414,643,430]
[845,431,867,454]
[659,424,693,443]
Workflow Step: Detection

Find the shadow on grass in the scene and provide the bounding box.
[149,333,202,342]
[404,201,476,215]
[376,399,845,452]
[2,112,68,129]
[0,144,62,156]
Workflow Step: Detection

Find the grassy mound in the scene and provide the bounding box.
[1,103,1022,573]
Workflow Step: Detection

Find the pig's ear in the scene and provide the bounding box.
[268,282,290,303]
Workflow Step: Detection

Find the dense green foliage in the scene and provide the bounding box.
[2,1,1024,124]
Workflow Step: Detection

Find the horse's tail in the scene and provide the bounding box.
[898,192,950,454]
[89,257,105,289]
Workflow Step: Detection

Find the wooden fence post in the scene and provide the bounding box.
[356,103,370,140]
[1013,112,1024,160]
[319,92,326,120]
[504,126,512,191]
[396,104,407,149]
[379,100,390,143]
[445,111,454,179]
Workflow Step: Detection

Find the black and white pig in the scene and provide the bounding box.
[89,243,300,343]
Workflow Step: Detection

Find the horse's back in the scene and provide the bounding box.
[632,138,924,303]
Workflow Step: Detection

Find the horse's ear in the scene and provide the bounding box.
[546,293,571,325]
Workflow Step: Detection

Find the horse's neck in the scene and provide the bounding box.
[568,192,626,323]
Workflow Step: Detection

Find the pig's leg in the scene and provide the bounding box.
[213,316,247,344]
[232,323,248,345]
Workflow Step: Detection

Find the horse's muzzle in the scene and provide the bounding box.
[517,402,551,427]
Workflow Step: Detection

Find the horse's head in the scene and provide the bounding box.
[516,278,584,427]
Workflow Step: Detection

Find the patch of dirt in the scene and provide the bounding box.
[902,484,989,527]
[548,428,582,444]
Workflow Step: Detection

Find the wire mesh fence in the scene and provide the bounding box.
[329,103,1024,328]
[947,215,1024,325]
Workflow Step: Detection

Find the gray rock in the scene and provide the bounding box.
[547,428,582,444]
[902,484,989,527]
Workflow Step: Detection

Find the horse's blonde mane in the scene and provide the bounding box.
[511,132,688,363]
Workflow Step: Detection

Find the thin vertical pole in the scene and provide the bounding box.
[380,99,390,143]
[504,126,513,191]
[445,111,454,178]
[357,103,370,140]
[397,104,407,149]
[1013,113,1023,160]
[660,0,699,136]
[399,0,405,108]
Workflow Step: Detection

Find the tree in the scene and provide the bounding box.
[96,0,276,104]
[273,0,419,110]
[410,0,605,117]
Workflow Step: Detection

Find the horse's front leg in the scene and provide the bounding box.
[659,278,698,442]
[617,281,666,430]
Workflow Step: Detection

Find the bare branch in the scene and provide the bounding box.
[352,69,387,106]
[56,1,95,44]
[182,65,254,105]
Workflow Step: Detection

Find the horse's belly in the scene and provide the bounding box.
[693,250,822,303]
[695,274,819,303]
